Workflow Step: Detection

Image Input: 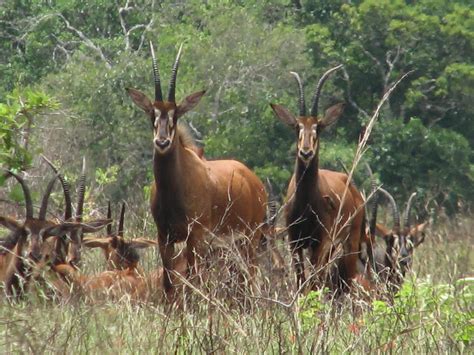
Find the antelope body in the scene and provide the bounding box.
[127,43,267,297]
[271,67,367,291]
[366,185,428,289]
[0,170,109,297]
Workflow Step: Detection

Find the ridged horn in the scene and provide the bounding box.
[7,170,34,219]
[379,187,401,234]
[310,64,343,116]
[150,41,163,102]
[106,201,112,236]
[118,202,125,238]
[76,157,86,222]
[41,155,72,220]
[38,174,58,221]
[290,72,306,116]
[167,43,183,103]
[368,182,379,238]
[403,192,417,233]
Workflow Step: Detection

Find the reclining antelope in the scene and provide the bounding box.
[270,66,367,292]
[54,202,186,302]
[0,168,110,298]
[126,42,267,299]
[42,156,91,268]
[366,185,427,290]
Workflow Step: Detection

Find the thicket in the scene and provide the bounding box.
[1,0,472,215]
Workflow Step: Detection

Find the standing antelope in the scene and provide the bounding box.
[270,66,367,291]
[126,43,267,298]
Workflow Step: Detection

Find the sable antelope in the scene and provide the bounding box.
[0,170,109,297]
[126,43,267,298]
[52,252,188,303]
[42,156,111,268]
[55,202,186,303]
[270,67,367,291]
[83,201,157,271]
[367,186,427,288]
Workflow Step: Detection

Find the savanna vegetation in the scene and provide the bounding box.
[1,0,473,352]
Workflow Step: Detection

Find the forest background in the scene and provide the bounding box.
[1,0,472,221]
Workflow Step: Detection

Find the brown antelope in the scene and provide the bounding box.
[83,201,157,271]
[54,202,186,303]
[42,156,112,268]
[367,186,427,289]
[126,43,267,298]
[0,170,110,297]
[270,67,367,291]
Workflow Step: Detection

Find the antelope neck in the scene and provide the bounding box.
[152,142,192,213]
[294,155,320,202]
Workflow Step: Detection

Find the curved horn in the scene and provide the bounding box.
[38,174,58,221]
[368,180,379,238]
[106,200,112,236]
[7,170,34,219]
[379,187,401,234]
[76,157,86,222]
[290,72,306,116]
[310,64,343,116]
[167,43,183,103]
[41,155,72,220]
[118,202,125,238]
[403,192,417,232]
[150,41,163,102]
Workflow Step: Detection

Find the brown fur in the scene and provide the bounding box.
[151,127,267,296]
[271,103,366,292]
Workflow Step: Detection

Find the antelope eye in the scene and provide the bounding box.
[312,124,317,135]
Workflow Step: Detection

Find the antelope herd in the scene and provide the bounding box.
[0,43,428,305]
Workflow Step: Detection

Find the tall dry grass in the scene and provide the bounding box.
[0,214,472,353]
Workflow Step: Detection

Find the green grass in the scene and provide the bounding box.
[1,216,473,353]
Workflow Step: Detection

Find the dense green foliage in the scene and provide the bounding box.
[0,0,472,212]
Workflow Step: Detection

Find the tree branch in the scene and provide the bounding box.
[58,13,111,69]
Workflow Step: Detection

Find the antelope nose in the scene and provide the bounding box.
[154,139,171,149]
[299,150,312,160]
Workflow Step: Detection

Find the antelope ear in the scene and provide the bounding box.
[414,222,428,234]
[126,88,154,113]
[0,216,22,231]
[176,90,206,118]
[42,220,111,237]
[129,238,158,249]
[83,237,112,249]
[320,103,345,128]
[80,219,113,234]
[270,104,297,127]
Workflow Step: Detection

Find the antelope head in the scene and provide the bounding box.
[126,42,206,155]
[0,170,110,296]
[42,156,112,267]
[377,188,426,276]
[270,65,345,166]
[83,202,156,270]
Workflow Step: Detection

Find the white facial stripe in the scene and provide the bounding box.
[168,110,175,127]
[154,109,161,128]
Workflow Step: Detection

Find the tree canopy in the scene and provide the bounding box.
[1,0,472,215]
